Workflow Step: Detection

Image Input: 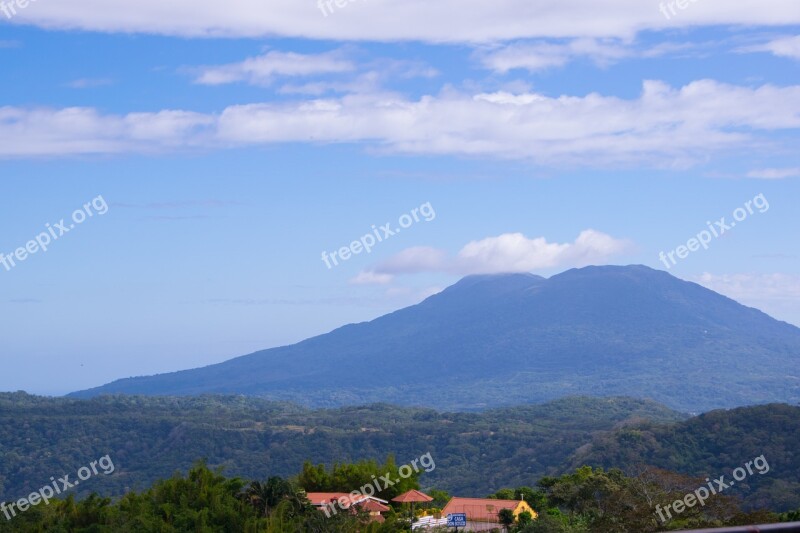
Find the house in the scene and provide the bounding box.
[306,492,391,522]
[441,497,537,526]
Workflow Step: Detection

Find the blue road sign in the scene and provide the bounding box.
[447,513,467,527]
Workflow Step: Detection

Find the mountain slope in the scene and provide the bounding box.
[71,265,800,411]
[568,403,800,512]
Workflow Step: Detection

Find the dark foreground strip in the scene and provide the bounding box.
[669,523,800,533]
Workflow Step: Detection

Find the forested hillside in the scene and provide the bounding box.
[3,393,799,514]
[0,393,681,502]
[569,403,800,512]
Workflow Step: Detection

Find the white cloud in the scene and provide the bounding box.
[194,50,355,86]
[473,92,545,105]
[2,80,799,165]
[349,271,394,285]
[747,167,800,179]
[478,38,632,73]
[355,230,631,281]
[455,233,571,272]
[454,230,631,273]
[743,35,800,60]
[477,38,708,73]
[125,110,214,142]
[0,107,213,157]
[8,0,800,42]
[276,59,438,95]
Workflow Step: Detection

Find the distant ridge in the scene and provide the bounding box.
[71,265,800,411]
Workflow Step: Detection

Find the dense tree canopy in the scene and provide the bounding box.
[0,461,410,533]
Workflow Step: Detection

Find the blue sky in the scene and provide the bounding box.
[1,1,798,395]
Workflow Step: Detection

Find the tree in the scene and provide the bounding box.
[428,489,451,508]
[516,487,548,510]
[242,476,303,517]
[499,508,516,530]
[517,510,589,533]
[296,455,420,501]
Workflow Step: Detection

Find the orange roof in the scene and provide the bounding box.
[306,492,354,507]
[442,497,526,522]
[359,499,391,512]
[306,492,390,511]
[392,489,434,503]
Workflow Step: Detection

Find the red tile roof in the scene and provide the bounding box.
[442,497,524,522]
[392,489,434,503]
[306,492,390,512]
[306,492,354,508]
[360,499,391,512]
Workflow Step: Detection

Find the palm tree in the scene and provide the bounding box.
[242,476,297,517]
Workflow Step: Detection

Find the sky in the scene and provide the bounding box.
[0,0,798,395]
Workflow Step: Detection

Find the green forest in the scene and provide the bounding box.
[1,393,799,531]
[0,393,683,500]
[2,459,799,532]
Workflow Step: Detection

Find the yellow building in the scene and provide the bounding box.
[442,497,537,523]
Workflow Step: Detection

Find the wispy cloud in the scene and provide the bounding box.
[277,60,437,96]
[374,247,450,275]
[695,272,800,302]
[741,35,800,60]
[193,50,436,95]
[477,38,716,73]
[747,167,800,179]
[694,272,800,326]
[193,50,355,86]
[478,38,632,73]
[349,271,394,285]
[65,78,114,89]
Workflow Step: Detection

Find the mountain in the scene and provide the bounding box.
[70,265,800,412]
